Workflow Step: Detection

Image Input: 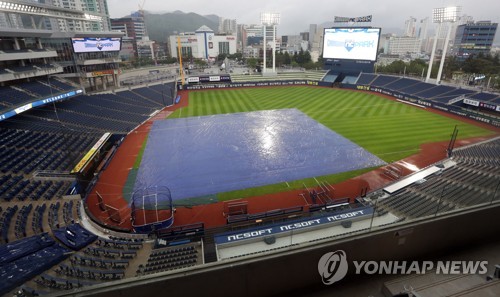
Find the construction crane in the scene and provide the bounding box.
[137,0,148,40]
[138,0,146,18]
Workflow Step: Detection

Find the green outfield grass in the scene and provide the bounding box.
[166,86,495,201]
[133,137,148,169]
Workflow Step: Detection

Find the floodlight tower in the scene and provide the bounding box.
[260,12,280,74]
[425,6,461,84]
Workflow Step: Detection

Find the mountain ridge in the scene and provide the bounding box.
[143,11,218,42]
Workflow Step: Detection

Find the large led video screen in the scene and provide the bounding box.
[71,37,122,53]
[323,28,381,61]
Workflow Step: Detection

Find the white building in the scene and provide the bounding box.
[387,36,422,56]
[169,26,237,60]
[243,46,260,59]
[281,35,308,54]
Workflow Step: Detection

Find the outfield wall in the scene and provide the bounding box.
[179,80,327,90]
[63,202,500,297]
[343,84,500,128]
[179,80,499,128]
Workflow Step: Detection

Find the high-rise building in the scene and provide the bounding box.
[309,24,318,49]
[418,17,429,41]
[300,32,310,42]
[404,17,417,37]
[0,0,122,91]
[453,20,498,60]
[111,13,147,40]
[281,35,308,53]
[111,11,157,60]
[387,36,422,56]
[218,18,237,34]
[42,0,112,32]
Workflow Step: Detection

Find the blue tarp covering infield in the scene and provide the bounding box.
[134,109,385,200]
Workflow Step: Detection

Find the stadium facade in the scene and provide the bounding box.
[0,0,122,92]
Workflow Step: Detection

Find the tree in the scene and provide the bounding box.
[443,56,461,80]
[247,58,258,70]
[194,59,207,68]
[227,52,243,60]
[284,52,291,65]
[275,52,285,67]
[217,53,227,61]
[303,51,312,64]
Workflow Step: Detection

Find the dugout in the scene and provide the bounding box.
[70,133,125,197]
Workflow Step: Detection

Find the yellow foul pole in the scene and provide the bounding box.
[177,36,185,85]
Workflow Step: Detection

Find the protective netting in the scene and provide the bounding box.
[131,186,174,233]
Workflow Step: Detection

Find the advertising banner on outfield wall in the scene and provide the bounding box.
[179,81,499,128]
[351,84,499,127]
[181,80,310,90]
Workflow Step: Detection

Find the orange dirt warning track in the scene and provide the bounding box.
[85,88,499,232]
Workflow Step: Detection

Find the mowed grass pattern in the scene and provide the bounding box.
[171,86,494,163]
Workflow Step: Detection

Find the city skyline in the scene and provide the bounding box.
[108,0,500,38]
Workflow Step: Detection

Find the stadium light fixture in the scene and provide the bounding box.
[426,6,461,84]
[260,12,280,26]
[260,12,280,74]
[432,6,461,23]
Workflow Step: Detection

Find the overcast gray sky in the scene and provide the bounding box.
[108,0,500,36]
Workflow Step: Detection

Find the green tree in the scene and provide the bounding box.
[275,52,285,67]
[227,52,243,60]
[284,52,291,65]
[194,58,207,68]
[247,58,258,70]
[217,53,227,61]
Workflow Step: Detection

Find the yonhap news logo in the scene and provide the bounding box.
[318,250,489,285]
[317,250,348,285]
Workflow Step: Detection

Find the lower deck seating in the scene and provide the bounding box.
[379,139,500,219]
[0,244,71,296]
[137,243,202,276]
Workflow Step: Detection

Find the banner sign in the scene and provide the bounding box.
[479,101,498,111]
[14,103,33,114]
[463,98,479,106]
[334,15,373,23]
[215,207,373,245]
[351,84,499,127]
[182,80,312,90]
[71,132,111,174]
[0,89,81,122]
[91,70,115,77]
[188,75,231,84]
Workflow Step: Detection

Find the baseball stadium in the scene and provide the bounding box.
[1,4,500,297]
